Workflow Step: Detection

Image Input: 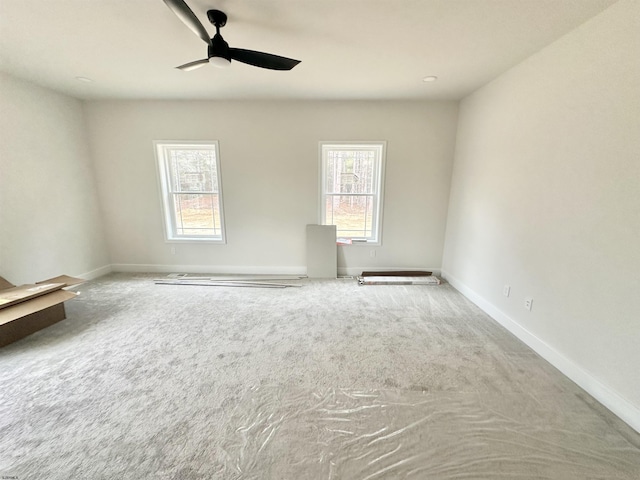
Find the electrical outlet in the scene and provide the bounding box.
[524,297,533,311]
[503,285,511,297]
[170,247,176,255]
[370,250,376,257]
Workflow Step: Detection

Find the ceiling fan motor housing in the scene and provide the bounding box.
[209,34,231,61]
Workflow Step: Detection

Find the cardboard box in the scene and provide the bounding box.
[0,275,84,347]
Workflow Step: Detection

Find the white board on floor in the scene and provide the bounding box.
[306,224,337,278]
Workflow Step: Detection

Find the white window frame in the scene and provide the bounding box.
[154,140,226,243]
[319,141,386,245]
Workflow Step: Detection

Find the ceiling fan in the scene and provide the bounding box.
[162,0,301,71]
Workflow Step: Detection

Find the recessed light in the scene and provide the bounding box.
[422,76,438,82]
[75,76,94,83]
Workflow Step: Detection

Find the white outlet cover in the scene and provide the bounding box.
[525,297,533,311]
[503,285,511,297]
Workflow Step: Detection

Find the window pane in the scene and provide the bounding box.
[324,195,374,238]
[169,149,218,193]
[156,141,225,242]
[173,193,222,236]
[325,150,376,194]
[320,142,385,243]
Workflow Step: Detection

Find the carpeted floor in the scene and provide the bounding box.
[1,273,639,479]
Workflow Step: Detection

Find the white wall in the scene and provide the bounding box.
[0,73,109,284]
[84,100,458,275]
[443,0,640,430]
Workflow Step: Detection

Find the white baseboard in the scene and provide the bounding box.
[338,266,442,277]
[110,264,307,276]
[76,264,113,281]
[442,270,640,434]
[107,264,441,278]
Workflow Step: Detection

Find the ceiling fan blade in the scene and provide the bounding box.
[162,0,212,46]
[229,48,300,71]
[176,59,210,71]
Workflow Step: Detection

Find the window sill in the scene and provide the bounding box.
[165,238,226,244]
[337,239,381,247]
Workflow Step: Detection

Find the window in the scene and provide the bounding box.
[320,142,386,244]
[155,141,226,242]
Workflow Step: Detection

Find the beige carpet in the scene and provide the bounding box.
[1,273,639,479]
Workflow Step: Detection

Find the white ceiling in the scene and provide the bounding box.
[0,0,618,101]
